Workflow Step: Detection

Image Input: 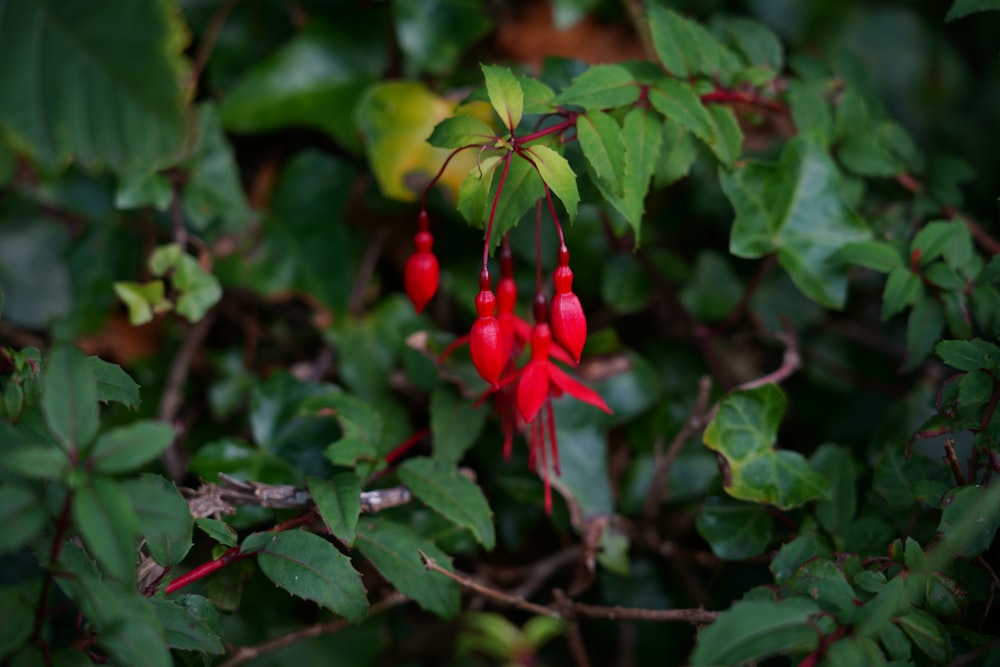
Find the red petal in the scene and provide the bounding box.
[516,361,550,423]
[404,252,439,313]
[550,291,586,363]
[470,316,504,386]
[547,365,612,414]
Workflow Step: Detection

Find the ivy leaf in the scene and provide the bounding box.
[702,384,830,509]
[73,477,141,584]
[550,64,639,109]
[0,0,188,171]
[398,456,495,549]
[430,385,488,466]
[149,244,222,323]
[308,473,361,548]
[88,357,141,410]
[482,64,524,132]
[354,518,460,618]
[523,144,579,223]
[113,280,170,326]
[647,79,714,143]
[88,421,175,475]
[576,110,626,198]
[256,529,368,623]
[427,116,496,149]
[123,474,193,568]
[689,598,821,666]
[719,137,870,308]
[696,496,772,559]
[647,5,741,79]
[43,345,100,454]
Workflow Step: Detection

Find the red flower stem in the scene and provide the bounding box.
[542,182,566,247]
[31,490,76,651]
[518,114,578,144]
[483,151,515,268]
[419,143,483,212]
[164,546,243,594]
[383,427,430,464]
[535,199,544,292]
[700,89,786,113]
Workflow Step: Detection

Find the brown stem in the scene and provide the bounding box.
[187,0,240,100]
[732,318,800,392]
[893,173,1000,255]
[420,550,556,617]
[943,440,966,486]
[31,490,76,657]
[554,589,593,667]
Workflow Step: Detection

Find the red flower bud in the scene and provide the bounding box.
[470,271,504,386]
[405,230,439,313]
[550,248,586,363]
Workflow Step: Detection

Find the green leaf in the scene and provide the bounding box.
[811,444,858,542]
[702,384,830,509]
[308,473,361,548]
[255,529,368,623]
[354,518,460,618]
[150,596,224,655]
[123,474,193,567]
[896,610,950,663]
[113,280,170,326]
[839,134,904,178]
[621,107,663,212]
[0,422,69,479]
[937,484,1000,558]
[786,559,858,614]
[427,116,496,149]
[43,345,99,453]
[695,496,772,559]
[0,0,188,171]
[148,244,222,322]
[714,16,783,71]
[946,0,1000,21]
[479,154,546,251]
[523,144,579,223]
[72,477,141,584]
[0,484,47,554]
[430,385,488,466]
[457,154,503,226]
[0,219,72,329]
[854,575,909,639]
[219,18,386,150]
[197,518,238,547]
[689,597,821,665]
[576,110,626,197]
[704,104,743,168]
[398,457,495,550]
[519,76,557,113]
[647,5,741,79]
[836,241,905,273]
[655,117,698,186]
[482,64,523,131]
[935,338,1000,372]
[550,64,639,109]
[720,137,871,308]
[647,79,714,143]
[88,357,141,410]
[88,421,174,475]
[823,637,889,667]
[904,297,944,370]
[115,171,173,211]
[101,618,170,667]
[393,0,492,76]
[0,585,35,657]
[785,80,834,145]
[881,267,922,321]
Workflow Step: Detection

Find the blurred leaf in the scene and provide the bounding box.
[148,244,222,322]
[785,80,834,145]
[393,0,491,75]
[113,280,170,326]
[904,297,944,370]
[308,473,361,548]
[937,484,1000,558]
[0,0,188,171]
[689,598,821,665]
[713,16,783,71]
[647,5,741,79]
[897,609,951,663]
[72,476,140,584]
[0,484,47,555]
[647,79,714,144]
[855,575,909,639]
[720,137,870,308]
[810,444,858,542]
[548,425,615,516]
[696,496,772,559]
[89,421,174,475]
[679,250,743,322]
[839,134,904,177]
[398,457,495,550]
[256,529,368,623]
[430,384,488,466]
[551,64,639,109]
[88,357,141,410]
[123,474,193,567]
[654,118,698,186]
[219,17,386,150]
[0,422,68,479]
[427,116,496,149]
[0,586,34,656]
[43,345,99,454]
[836,240,904,273]
[150,596,224,655]
[0,219,72,328]
[946,0,1000,21]
[601,254,652,313]
[704,104,743,168]
[881,267,922,321]
[114,172,173,211]
[354,518,460,618]
[577,110,626,198]
[786,559,857,614]
[702,384,830,509]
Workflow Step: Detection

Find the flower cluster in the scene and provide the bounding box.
[404,193,611,513]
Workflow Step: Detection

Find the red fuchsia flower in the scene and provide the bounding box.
[469,269,505,387]
[550,245,586,363]
[404,211,439,313]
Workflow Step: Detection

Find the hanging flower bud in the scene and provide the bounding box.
[405,228,439,314]
[470,269,504,386]
[550,246,586,363]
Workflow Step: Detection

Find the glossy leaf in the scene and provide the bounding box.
[354,518,460,618]
[689,598,821,665]
[43,345,99,454]
[123,474,193,567]
[482,64,523,131]
[88,357,141,410]
[72,476,141,584]
[935,338,1000,372]
[720,137,871,308]
[550,64,639,109]
[308,473,361,548]
[702,384,830,509]
[197,518,239,547]
[0,484,47,554]
[256,529,368,623]
[696,496,772,559]
[88,421,175,475]
[647,79,714,143]
[427,115,496,149]
[0,0,188,171]
[430,384,488,466]
[576,110,626,197]
[398,456,495,549]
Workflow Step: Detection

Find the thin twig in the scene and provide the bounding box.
[420,550,557,617]
[217,592,408,667]
[943,440,966,486]
[643,376,713,520]
[507,546,583,599]
[554,589,593,667]
[732,318,800,392]
[159,310,216,481]
[893,173,1000,255]
[187,0,240,100]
